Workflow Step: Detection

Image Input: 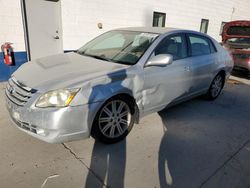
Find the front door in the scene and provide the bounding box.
[142,34,192,114]
[21,0,63,60]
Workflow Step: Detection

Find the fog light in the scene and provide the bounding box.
[36,128,47,136]
[13,111,20,121]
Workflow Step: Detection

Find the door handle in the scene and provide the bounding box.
[184,66,190,71]
[53,36,60,39]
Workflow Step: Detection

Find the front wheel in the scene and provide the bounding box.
[204,73,225,100]
[91,96,135,144]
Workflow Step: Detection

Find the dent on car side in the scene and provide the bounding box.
[5,27,233,143]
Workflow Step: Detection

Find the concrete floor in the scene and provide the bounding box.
[0,75,250,188]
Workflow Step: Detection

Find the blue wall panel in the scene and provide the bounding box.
[0,52,27,82]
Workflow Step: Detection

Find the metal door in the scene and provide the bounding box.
[142,58,192,114]
[21,0,63,60]
[187,34,214,92]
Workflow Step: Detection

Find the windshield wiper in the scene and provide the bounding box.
[77,51,134,65]
[79,52,112,62]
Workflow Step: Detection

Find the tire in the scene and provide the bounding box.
[91,96,135,144]
[204,73,225,100]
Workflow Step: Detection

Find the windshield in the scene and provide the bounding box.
[77,30,158,65]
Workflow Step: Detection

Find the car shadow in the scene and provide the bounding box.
[157,83,250,187]
[231,70,250,80]
[85,69,131,188]
[85,140,126,188]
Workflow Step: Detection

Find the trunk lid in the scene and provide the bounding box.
[222,20,250,50]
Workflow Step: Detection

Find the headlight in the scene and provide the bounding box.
[35,88,80,108]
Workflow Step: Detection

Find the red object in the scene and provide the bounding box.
[222,20,250,71]
[222,20,250,42]
[1,42,15,66]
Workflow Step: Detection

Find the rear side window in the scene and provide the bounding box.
[154,34,188,60]
[208,39,217,53]
[188,35,211,56]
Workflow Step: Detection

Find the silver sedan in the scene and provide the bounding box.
[5,27,233,143]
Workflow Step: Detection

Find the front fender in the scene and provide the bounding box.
[70,69,137,106]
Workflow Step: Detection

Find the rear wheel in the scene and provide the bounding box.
[205,73,225,100]
[91,96,135,144]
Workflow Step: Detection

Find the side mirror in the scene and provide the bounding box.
[145,54,173,67]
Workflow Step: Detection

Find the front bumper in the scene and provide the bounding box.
[5,95,101,143]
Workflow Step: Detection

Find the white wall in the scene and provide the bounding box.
[61,0,250,50]
[0,0,25,51]
[0,0,249,52]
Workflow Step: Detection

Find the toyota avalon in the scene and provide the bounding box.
[5,27,233,144]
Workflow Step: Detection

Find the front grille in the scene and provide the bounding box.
[5,77,36,106]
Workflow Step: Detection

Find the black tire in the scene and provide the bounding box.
[91,96,135,144]
[204,73,225,100]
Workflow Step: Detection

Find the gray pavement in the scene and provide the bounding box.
[0,75,250,188]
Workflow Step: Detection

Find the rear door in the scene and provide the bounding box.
[187,34,216,92]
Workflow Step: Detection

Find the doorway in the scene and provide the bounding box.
[21,0,63,60]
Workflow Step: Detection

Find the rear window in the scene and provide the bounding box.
[227,26,250,36]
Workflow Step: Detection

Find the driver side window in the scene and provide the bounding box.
[154,34,188,60]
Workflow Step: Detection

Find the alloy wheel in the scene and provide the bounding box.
[98,100,131,138]
[211,75,223,98]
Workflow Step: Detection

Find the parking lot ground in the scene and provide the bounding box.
[0,75,250,188]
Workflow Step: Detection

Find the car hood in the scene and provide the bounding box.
[13,52,129,91]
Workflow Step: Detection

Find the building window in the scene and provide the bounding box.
[220,22,227,35]
[200,19,209,33]
[153,12,166,27]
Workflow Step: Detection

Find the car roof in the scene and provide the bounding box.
[115,27,209,36]
[115,27,178,34]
